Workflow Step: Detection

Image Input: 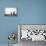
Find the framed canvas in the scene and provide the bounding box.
[4,8,17,16]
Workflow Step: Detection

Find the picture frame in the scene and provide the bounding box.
[4,8,17,16]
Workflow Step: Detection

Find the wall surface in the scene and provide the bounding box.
[0,0,46,44]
